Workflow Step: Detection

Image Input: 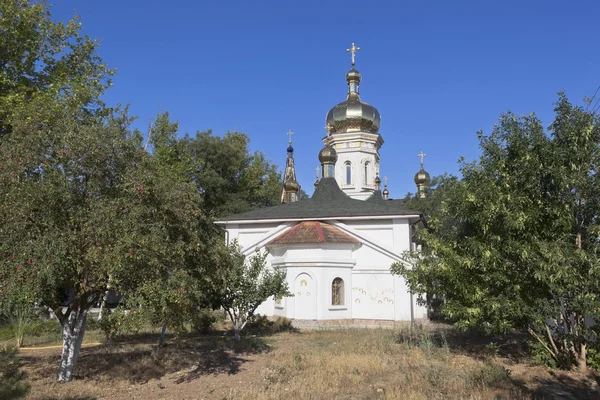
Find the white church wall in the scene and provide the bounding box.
[351,272,395,320]
[224,215,423,323]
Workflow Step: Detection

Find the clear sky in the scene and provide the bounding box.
[50,0,599,198]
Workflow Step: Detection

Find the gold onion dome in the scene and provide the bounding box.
[318,145,338,164]
[325,67,381,134]
[414,168,431,185]
[284,179,300,191]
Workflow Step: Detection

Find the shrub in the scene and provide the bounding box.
[587,344,600,372]
[529,339,558,368]
[98,308,145,340]
[245,315,294,336]
[191,309,222,334]
[0,347,30,399]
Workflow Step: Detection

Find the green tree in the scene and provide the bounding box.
[181,131,281,219]
[212,243,290,341]
[0,108,206,381]
[0,0,114,139]
[393,95,600,371]
[402,174,456,222]
[0,347,30,400]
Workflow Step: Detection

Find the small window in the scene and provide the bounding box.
[332,278,344,306]
[345,162,352,185]
[364,161,370,185]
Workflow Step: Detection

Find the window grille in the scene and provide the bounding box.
[332,278,344,306]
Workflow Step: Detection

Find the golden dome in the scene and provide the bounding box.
[284,179,299,191]
[325,68,381,135]
[414,168,431,185]
[318,145,338,164]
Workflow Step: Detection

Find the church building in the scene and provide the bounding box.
[217,44,431,324]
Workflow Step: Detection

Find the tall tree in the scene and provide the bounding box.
[0,0,114,138]
[394,95,600,371]
[181,131,281,219]
[0,106,207,381]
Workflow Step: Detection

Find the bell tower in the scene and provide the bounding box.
[324,43,384,200]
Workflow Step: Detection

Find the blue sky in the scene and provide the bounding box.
[50,0,599,198]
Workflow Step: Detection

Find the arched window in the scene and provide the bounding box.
[345,161,352,185]
[332,278,344,306]
[364,161,370,185]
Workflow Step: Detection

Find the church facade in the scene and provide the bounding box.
[217,44,430,323]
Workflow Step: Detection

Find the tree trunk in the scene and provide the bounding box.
[158,323,167,347]
[57,309,88,382]
[577,343,587,372]
[234,319,241,342]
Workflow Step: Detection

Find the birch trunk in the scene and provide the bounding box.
[57,309,88,382]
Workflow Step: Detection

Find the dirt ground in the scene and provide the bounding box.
[18,327,600,400]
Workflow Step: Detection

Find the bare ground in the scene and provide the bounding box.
[18,326,600,400]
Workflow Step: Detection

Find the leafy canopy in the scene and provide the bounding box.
[394,94,600,370]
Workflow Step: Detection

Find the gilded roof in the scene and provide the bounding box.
[267,221,360,245]
[325,68,381,135]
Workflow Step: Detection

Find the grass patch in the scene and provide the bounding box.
[17,323,600,400]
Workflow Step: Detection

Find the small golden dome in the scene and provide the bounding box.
[284,179,299,191]
[318,145,338,164]
[383,187,389,195]
[346,68,362,82]
[414,168,431,185]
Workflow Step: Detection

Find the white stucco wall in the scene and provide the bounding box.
[224,216,425,322]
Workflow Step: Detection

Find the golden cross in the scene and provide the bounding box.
[315,166,320,178]
[346,43,360,67]
[418,151,426,167]
[384,176,388,186]
[287,130,294,145]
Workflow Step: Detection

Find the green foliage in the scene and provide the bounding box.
[394,94,600,371]
[1,304,36,348]
[181,131,281,219]
[212,243,291,340]
[0,347,30,399]
[587,344,600,372]
[0,0,114,139]
[244,315,294,336]
[191,309,223,334]
[97,308,146,341]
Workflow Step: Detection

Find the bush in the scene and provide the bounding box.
[0,347,30,399]
[98,308,146,340]
[28,320,61,338]
[529,339,558,368]
[587,344,600,372]
[191,309,222,334]
[244,315,294,336]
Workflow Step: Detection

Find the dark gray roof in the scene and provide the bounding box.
[221,178,420,222]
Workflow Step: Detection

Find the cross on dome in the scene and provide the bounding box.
[346,43,360,67]
[418,151,426,168]
[315,166,320,178]
[384,176,388,186]
[287,130,294,145]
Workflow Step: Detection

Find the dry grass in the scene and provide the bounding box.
[16,324,600,400]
